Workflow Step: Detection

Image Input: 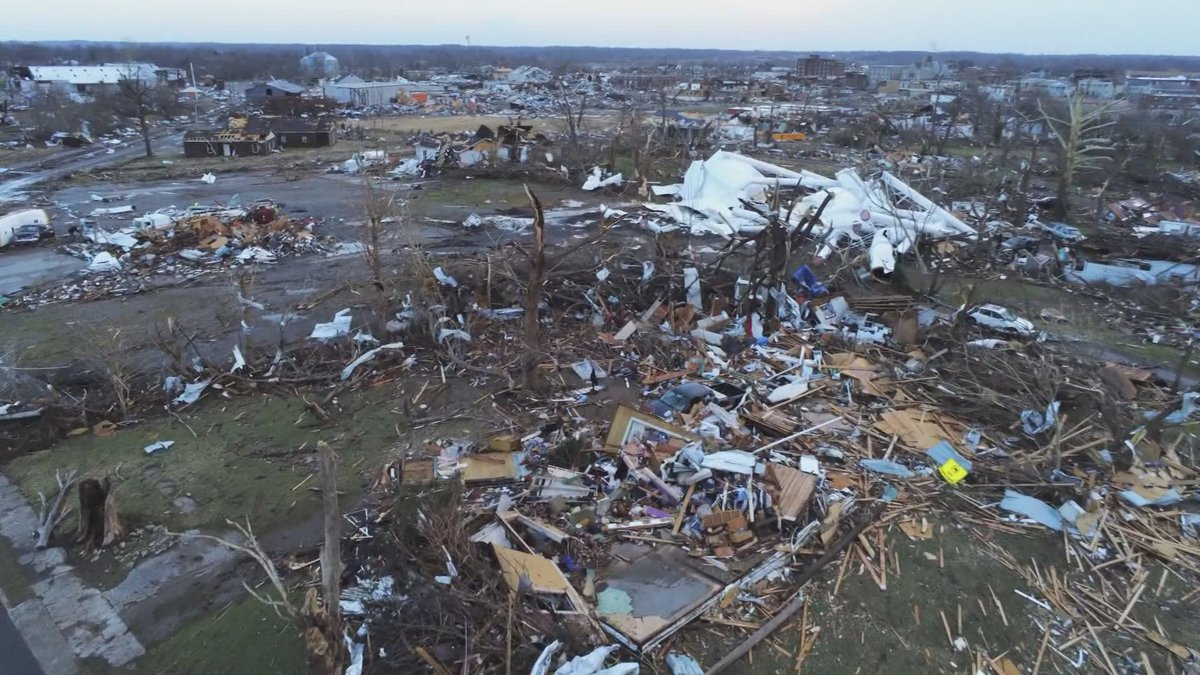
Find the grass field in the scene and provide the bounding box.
[128,592,309,675]
[6,390,398,534]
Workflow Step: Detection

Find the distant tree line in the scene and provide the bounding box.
[4,42,1200,83]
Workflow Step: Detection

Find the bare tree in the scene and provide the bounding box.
[556,82,588,170]
[315,440,344,673]
[359,179,397,332]
[116,66,158,157]
[515,186,627,391]
[521,186,547,392]
[1039,95,1117,220]
[85,325,137,418]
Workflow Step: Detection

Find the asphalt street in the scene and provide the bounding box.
[0,603,43,675]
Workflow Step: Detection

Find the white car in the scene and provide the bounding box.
[967,304,1035,337]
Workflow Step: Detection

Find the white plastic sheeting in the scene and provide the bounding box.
[582,167,624,191]
[530,641,639,675]
[645,151,834,237]
[648,153,977,270]
[85,228,139,249]
[310,309,353,340]
[87,251,122,272]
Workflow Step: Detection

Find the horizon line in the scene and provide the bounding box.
[2,39,1198,60]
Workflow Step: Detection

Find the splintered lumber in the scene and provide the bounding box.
[743,407,802,436]
[845,295,915,312]
[704,500,887,675]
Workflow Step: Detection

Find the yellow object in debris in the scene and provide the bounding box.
[771,132,807,142]
[938,458,968,485]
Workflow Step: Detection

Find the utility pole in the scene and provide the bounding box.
[189,61,199,125]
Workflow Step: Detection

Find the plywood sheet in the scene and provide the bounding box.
[874,408,961,449]
[461,453,516,482]
[765,463,817,522]
[493,544,570,594]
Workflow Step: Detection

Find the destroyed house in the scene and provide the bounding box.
[242,116,337,148]
[459,124,536,164]
[244,79,306,105]
[183,120,277,157]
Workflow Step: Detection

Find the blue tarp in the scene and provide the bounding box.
[792,265,828,296]
[1021,401,1061,435]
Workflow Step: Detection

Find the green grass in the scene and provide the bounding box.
[416,176,536,207]
[904,268,1200,376]
[5,388,403,535]
[129,592,310,675]
[0,309,82,367]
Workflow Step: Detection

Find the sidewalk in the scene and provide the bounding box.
[0,474,145,674]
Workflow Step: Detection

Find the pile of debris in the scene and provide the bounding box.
[631,151,976,279]
[7,201,333,308]
[323,250,1200,674]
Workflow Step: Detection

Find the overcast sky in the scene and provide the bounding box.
[7,0,1200,56]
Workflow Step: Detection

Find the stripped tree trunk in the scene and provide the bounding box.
[76,478,126,553]
[316,441,345,673]
[522,186,547,392]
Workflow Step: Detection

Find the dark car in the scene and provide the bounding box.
[1001,235,1041,253]
[12,224,45,244]
[643,382,714,419]
[642,381,748,420]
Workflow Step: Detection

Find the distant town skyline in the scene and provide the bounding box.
[6,0,1200,57]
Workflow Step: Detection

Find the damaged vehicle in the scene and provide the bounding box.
[643,381,744,419]
[1041,222,1084,243]
[12,224,48,245]
[965,303,1036,337]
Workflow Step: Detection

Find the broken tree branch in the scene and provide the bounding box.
[36,468,78,549]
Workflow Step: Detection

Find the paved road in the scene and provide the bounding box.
[0,132,183,203]
[0,247,86,296]
[0,603,43,675]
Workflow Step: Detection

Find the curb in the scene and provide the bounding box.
[0,585,79,675]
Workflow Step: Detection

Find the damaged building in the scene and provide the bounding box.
[244,79,306,106]
[242,116,337,148]
[183,118,277,157]
[8,63,186,100]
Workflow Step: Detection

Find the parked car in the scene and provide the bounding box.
[12,224,45,244]
[996,235,1043,262]
[1041,222,1084,243]
[966,304,1036,337]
